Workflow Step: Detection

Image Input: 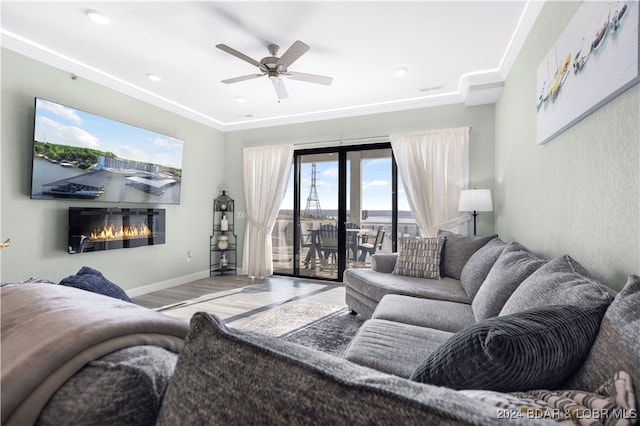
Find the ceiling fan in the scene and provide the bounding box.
[216,40,333,100]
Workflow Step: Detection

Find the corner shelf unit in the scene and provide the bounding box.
[210,191,237,276]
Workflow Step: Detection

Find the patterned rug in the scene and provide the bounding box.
[239,300,365,356]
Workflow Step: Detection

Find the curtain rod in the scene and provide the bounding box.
[293,127,473,149]
[293,135,390,148]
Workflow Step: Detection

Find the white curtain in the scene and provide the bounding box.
[242,145,293,277]
[390,128,469,236]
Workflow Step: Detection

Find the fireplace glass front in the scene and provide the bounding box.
[68,207,166,254]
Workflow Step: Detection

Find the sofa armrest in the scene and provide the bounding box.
[371,253,398,273]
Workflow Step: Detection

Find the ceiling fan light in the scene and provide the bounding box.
[85,9,111,25]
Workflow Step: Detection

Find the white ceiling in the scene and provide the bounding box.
[1,1,543,131]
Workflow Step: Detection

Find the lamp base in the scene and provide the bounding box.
[472,211,478,236]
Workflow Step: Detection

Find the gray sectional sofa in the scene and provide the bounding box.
[2,237,639,425]
[342,232,639,420]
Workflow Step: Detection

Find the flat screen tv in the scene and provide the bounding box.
[31,98,184,204]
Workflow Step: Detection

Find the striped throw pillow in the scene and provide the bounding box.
[410,304,606,392]
[393,236,445,279]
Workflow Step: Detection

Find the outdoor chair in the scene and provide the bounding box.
[358,226,385,263]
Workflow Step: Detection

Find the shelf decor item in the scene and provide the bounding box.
[210,191,236,276]
[217,235,229,250]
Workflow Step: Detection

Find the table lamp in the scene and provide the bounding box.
[458,189,493,235]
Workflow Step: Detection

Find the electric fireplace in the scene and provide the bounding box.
[68,207,165,254]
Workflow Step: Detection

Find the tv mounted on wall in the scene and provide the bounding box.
[30,98,184,204]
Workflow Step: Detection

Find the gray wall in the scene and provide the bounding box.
[0,49,225,291]
[224,103,497,269]
[495,1,640,290]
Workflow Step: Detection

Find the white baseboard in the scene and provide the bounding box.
[126,269,210,298]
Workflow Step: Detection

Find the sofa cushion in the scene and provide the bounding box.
[370,253,398,273]
[344,269,468,304]
[344,319,453,378]
[372,294,475,333]
[500,255,614,316]
[409,304,606,392]
[38,346,177,425]
[393,236,445,279]
[157,313,510,425]
[564,274,640,410]
[459,237,507,301]
[437,231,497,280]
[59,266,131,302]
[471,243,546,321]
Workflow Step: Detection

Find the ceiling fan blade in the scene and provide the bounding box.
[287,71,333,85]
[271,78,289,100]
[221,73,264,84]
[276,40,309,69]
[216,44,261,68]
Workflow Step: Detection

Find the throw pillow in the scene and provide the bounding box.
[500,255,613,316]
[471,243,546,321]
[392,236,445,279]
[370,253,399,273]
[409,304,606,392]
[459,237,507,301]
[59,266,131,302]
[437,231,497,280]
[565,274,640,410]
[461,371,636,424]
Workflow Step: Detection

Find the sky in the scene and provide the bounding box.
[34,98,184,169]
[281,157,411,212]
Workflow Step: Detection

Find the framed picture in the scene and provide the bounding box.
[536,1,639,145]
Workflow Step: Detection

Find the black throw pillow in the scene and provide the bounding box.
[59,266,131,302]
[409,304,605,392]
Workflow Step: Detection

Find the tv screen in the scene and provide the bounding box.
[31,98,184,204]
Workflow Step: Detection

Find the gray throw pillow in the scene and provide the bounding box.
[459,237,507,301]
[409,304,606,392]
[564,274,639,410]
[471,243,546,321]
[437,231,497,280]
[371,253,398,273]
[500,255,614,316]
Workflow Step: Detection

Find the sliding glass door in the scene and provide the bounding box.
[272,143,414,281]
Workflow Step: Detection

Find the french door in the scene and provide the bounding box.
[272,143,411,281]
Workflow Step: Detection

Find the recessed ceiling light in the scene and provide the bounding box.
[85,9,111,25]
[146,73,162,82]
[394,67,409,77]
[235,96,247,104]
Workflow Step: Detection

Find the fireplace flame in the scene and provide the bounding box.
[88,223,153,242]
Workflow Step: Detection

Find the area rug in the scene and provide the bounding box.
[239,300,345,336]
[280,307,365,356]
[239,300,365,356]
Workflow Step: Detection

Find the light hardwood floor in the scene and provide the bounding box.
[132,274,347,327]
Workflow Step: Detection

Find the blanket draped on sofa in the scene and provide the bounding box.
[0,283,190,426]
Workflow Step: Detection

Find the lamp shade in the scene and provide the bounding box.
[458,189,493,212]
